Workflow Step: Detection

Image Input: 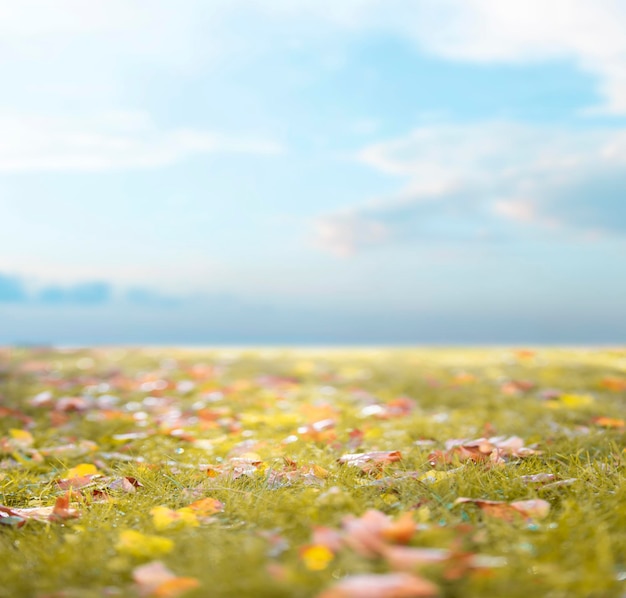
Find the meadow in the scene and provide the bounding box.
[0,347,624,597]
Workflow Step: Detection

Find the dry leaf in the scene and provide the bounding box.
[150,506,199,531]
[454,497,550,521]
[317,572,439,598]
[186,497,224,518]
[64,463,100,479]
[338,451,402,474]
[133,561,200,597]
[300,544,335,570]
[116,530,174,558]
[429,436,539,466]
[591,416,625,429]
[383,545,450,571]
[49,492,80,522]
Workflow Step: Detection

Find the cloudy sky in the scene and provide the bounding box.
[1,0,626,345]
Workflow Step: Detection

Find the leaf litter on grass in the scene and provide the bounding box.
[0,347,625,597]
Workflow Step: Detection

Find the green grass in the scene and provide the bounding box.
[0,347,624,597]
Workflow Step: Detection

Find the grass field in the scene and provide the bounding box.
[0,347,624,597]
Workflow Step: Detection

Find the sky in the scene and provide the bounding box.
[1,0,626,345]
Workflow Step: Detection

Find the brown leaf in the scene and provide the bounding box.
[338,451,402,474]
[56,475,98,491]
[454,497,550,522]
[429,436,539,467]
[109,476,143,493]
[49,492,80,522]
[317,572,439,598]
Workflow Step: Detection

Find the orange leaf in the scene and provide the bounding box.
[591,416,625,429]
[186,497,224,517]
[153,578,200,598]
[133,561,199,597]
[380,512,416,544]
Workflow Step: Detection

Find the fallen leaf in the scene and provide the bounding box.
[383,545,450,571]
[49,492,81,522]
[341,510,414,558]
[380,512,416,544]
[546,393,594,409]
[0,506,26,528]
[116,530,174,558]
[133,561,200,597]
[454,498,550,522]
[429,436,539,466]
[56,475,99,490]
[599,377,626,392]
[109,476,143,493]
[591,416,625,429]
[317,572,439,598]
[300,544,335,570]
[338,451,402,474]
[186,497,224,518]
[64,463,100,479]
[150,506,199,531]
[8,429,34,449]
[517,473,557,484]
[311,526,343,553]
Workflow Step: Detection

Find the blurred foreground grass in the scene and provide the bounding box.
[0,347,624,597]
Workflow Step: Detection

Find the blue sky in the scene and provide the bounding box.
[1,0,626,344]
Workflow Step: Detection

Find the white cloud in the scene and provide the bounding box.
[0,111,282,173]
[314,213,391,256]
[231,0,626,115]
[313,121,626,254]
[4,1,626,115]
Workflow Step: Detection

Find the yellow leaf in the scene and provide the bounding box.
[546,394,594,409]
[116,530,174,558]
[150,506,199,531]
[311,464,330,479]
[300,544,334,571]
[65,463,100,479]
[9,429,34,448]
